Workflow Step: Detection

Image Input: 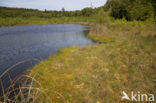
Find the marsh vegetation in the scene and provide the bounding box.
[0,0,156,103]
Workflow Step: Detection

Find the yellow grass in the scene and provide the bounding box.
[28,20,156,103]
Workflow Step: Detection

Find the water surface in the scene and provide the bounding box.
[0,24,93,91]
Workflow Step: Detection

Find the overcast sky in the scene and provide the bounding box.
[0,0,106,11]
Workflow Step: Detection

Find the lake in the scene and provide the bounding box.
[0,24,94,93]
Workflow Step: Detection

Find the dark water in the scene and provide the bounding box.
[0,24,93,93]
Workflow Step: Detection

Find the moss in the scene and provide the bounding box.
[29,21,156,103]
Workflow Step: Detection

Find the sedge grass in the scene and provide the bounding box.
[29,21,156,103]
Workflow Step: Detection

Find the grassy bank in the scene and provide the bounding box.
[0,16,94,26]
[27,20,156,103]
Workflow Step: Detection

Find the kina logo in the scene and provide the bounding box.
[121,91,154,102]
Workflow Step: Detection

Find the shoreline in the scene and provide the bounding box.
[28,21,156,102]
[0,21,156,102]
[0,22,90,27]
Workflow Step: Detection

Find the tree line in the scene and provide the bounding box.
[0,7,95,18]
[0,0,156,21]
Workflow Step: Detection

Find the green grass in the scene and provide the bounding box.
[27,20,156,103]
[0,16,95,26]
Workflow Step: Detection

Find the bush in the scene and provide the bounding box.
[127,2,154,21]
[105,0,155,21]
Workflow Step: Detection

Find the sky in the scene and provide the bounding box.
[0,0,106,11]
